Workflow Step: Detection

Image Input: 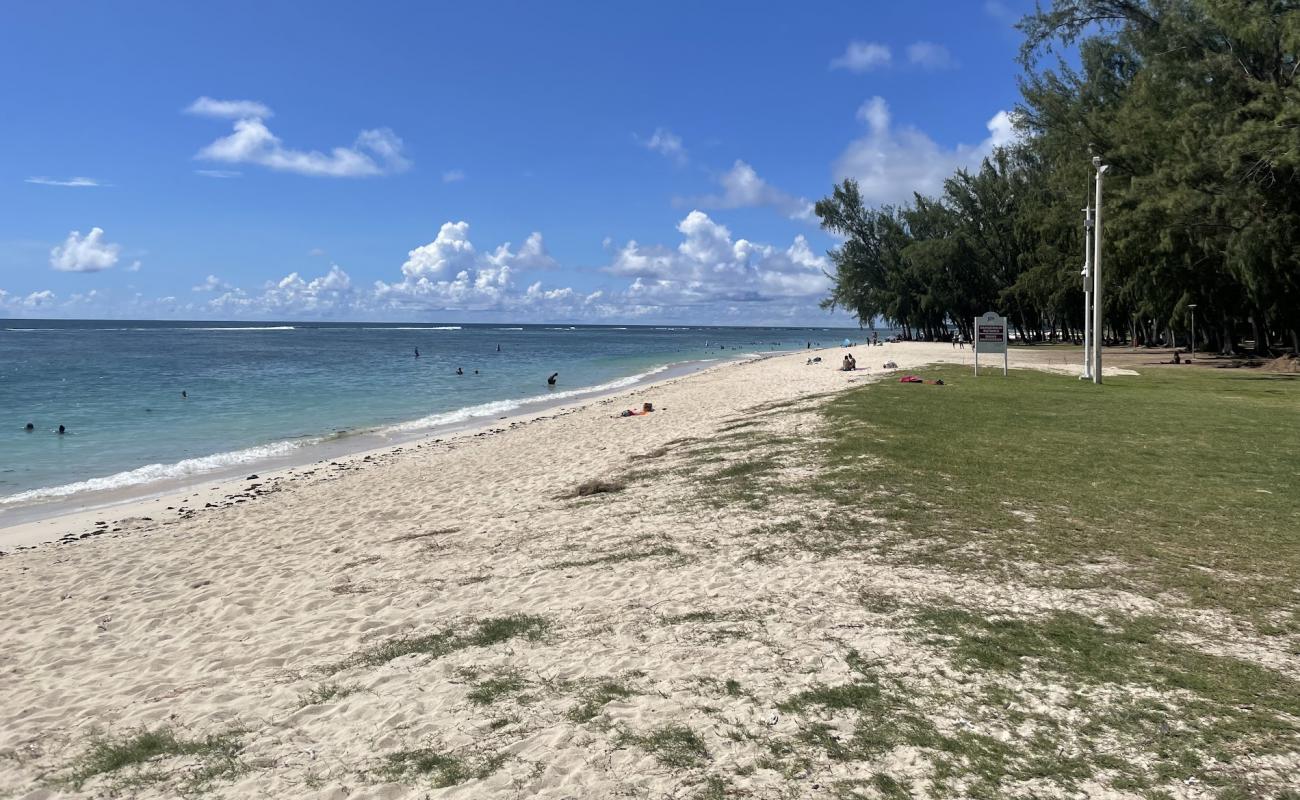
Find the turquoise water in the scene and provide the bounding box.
[0,320,853,510]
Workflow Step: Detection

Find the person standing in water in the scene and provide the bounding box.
[414,347,420,358]
[181,390,187,399]
[547,372,558,386]
[58,425,66,435]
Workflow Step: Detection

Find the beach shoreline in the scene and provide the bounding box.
[0,353,758,550]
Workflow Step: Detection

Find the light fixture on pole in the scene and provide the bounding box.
[1091,156,1109,385]
[1080,198,1094,380]
[1188,304,1197,361]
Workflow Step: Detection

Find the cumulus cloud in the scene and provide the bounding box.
[25,176,105,187]
[831,41,892,72]
[192,274,231,292]
[208,265,355,316]
[833,97,1017,206]
[687,160,814,221]
[605,211,829,308]
[907,41,956,69]
[374,222,560,311]
[188,97,410,178]
[638,128,687,164]
[442,169,466,183]
[49,227,121,272]
[185,97,274,119]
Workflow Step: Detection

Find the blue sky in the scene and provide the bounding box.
[0,0,1030,325]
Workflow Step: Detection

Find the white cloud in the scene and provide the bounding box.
[605,210,829,308]
[49,227,121,272]
[638,128,687,164]
[185,97,274,119]
[308,247,327,257]
[196,169,241,178]
[192,274,231,292]
[126,260,142,272]
[375,223,560,311]
[189,97,410,178]
[22,290,56,308]
[984,1,1015,20]
[830,41,892,72]
[833,97,1017,206]
[907,41,956,70]
[208,265,356,317]
[25,176,104,187]
[442,169,466,183]
[688,160,814,221]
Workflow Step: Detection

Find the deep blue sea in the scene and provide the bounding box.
[0,320,856,514]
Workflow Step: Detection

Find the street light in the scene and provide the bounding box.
[1080,199,1093,380]
[1188,304,1197,361]
[1091,156,1109,385]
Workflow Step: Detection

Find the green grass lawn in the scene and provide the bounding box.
[816,366,1300,630]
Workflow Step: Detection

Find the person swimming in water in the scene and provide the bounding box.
[415,347,420,358]
[58,424,66,435]
[25,422,34,431]
[456,367,464,375]
[181,390,188,399]
[547,372,558,386]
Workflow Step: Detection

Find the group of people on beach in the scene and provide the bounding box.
[841,353,858,371]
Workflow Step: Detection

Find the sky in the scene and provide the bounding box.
[0,0,1031,326]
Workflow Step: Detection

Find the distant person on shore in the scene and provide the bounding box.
[547,372,558,386]
[25,422,34,431]
[58,424,66,435]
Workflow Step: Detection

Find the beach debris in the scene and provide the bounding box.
[564,477,626,498]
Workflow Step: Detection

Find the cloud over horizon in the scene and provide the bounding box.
[49,227,122,272]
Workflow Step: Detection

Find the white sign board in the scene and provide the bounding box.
[974,311,1008,376]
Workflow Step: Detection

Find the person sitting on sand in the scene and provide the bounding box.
[620,402,654,417]
[548,372,558,386]
[841,354,856,371]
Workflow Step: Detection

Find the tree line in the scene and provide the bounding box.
[818,0,1300,354]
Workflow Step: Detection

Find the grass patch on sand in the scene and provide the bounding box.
[619,724,710,769]
[568,679,639,723]
[551,543,682,570]
[377,747,504,788]
[331,614,548,673]
[912,605,1300,792]
[808,366,1300,627]
[298,682,360,707]
[466,670,528,706]
[64,726,246,791]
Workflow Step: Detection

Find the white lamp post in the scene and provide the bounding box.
[1081,199,1093,379]
[1188,303,1197,361]
[1091,156,1109,384]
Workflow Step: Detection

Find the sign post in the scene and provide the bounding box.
[974,311,1008,376]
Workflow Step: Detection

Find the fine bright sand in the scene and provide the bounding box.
[0,343,1129,799]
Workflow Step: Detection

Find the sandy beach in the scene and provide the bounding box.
[0,343,1162,799]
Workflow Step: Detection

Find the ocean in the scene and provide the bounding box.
[0,320,856,518]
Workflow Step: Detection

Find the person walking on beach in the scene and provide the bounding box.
[547,372,558,386]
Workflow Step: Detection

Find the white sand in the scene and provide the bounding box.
[0,344,1153,799]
